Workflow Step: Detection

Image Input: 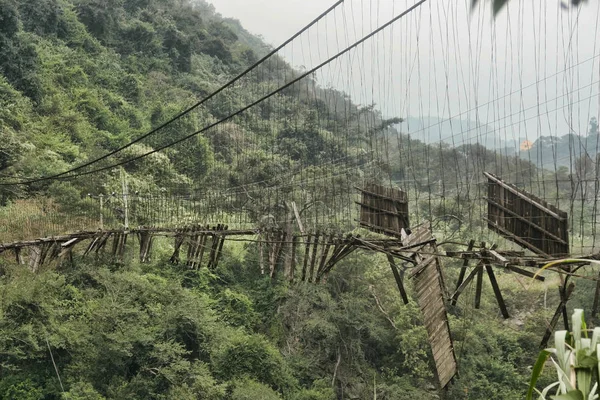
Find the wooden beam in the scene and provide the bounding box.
[291,201,305,234]
[308,233,320,283]
[213,235,226,269]
[355,201,409,217]
[593,270,600,317]
[356,219,404,237]
[453,240,475,305]
[485,264,510,318]
[485,218,552,258]
[505,265,545,281]
[289,236,298,282]
[474,265,484,309]
[560,283,571,331]
[451,262,483,305]
[387,254,409,304]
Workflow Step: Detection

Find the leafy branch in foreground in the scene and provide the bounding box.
[527,309,600,400]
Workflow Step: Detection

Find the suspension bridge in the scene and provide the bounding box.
[0,0,599,389]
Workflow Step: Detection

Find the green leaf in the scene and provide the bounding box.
[575,368,592,399]
[552,390,584,400]
[528,349,553,400]
[575,352,597,369]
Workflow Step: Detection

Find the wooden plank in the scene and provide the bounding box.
[408,223,457,389]
[28,245,42,272]
[485,172,569,257]
[485,197,568,245]
[484,172,565,220]
[354,185,409,202]
[357,183,409,237]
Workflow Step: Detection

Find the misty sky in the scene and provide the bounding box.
[205,0,600,151]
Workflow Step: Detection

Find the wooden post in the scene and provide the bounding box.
[99,194,104,229]
[14,248,22,264]
[290,236,298,282]
[139,231,150,263]
[453,240,475,305]
[316,234,334,282]
[541,283,575,348]
[118,233,128,260]
[301,234,312,282]
[259,235,265,275]
[474,265,484,309]
[111,233,119,257]
[485,264,510,318]
[308,232,320,283]
[560,283,571,331]
[387,254,409,304]
[212,227,228,270]
[186,226,197,266]
[269,231,286,279]
[207,226,221,269]
[96,232,111,254]
[451,261,483,304]
[593,270,600,317]
[170,228,185,264]
[474,242,486,309]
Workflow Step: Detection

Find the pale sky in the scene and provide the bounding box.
[206,0,600,149]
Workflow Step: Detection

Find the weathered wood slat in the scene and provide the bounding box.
[358,183,409,237]
[485,172,569,257]
[403,222,457,389]
[485,197,568,245]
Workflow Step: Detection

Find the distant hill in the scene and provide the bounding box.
[400,116,507,149]
[520,132,600,168]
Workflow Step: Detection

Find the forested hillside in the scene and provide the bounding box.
[0,0,594,399]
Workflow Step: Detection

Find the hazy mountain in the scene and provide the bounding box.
[398,116,513,149]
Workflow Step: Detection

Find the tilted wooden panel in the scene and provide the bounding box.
[404,223,457,388]
[484,172,569,257]
[358,183,409,237]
